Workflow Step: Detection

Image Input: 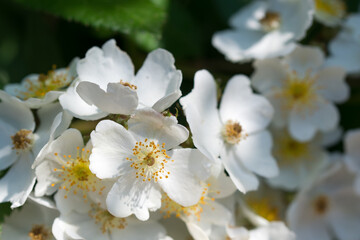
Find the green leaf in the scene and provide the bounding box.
[13,0,169,50]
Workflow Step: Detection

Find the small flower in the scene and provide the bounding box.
[252,45,349,142]
[180,70,278,193]
[212,0,313,62]
[60,39,182,120]
[89,108,206,220]
[287,161,360,240]
[5,59,78,109]
[0,91,66,208]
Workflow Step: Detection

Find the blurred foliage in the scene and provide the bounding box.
[0,0,360,227]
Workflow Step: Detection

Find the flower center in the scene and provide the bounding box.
[246,198,280,222]
[315,0,345,18]
[28,225,51,240]
[161,185,215,221]
[260,11,281,32]
[11,129,34,151]
[89,203,127,234]
[314,195,329,215]
[222,120,247,144]
[274,134,310,166]
[52,147,105,200]
[120,80,137,90]
[127,139,173,183]
[17,66,70,100]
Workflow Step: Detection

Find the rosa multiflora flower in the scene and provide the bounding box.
[212,0,313,62]
[314,0,346,27]
[180,70,278,193]
[252,45,349,142]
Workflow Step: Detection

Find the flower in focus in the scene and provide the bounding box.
[287,161,360,240]
[180,70,278,193]
[0,90,66,208]
[212,0,313,62]
[252,45,349,142]
[89,108,206,220]
[5,59,78,109]
[60,39,182,120]
[313,0,346,27]
[327,14,360,74]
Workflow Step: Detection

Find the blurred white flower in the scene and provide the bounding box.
[180,70,278,193]
[0,91,67,208]
[60,39,182,120]
[212,0,313,62]
[89,108,206,221]
[327,14,360,74]
[314,0,346,27]
[5,58,78,109]
[252,45,349,142]
[2,199,58,240]
[268,127,329,190]
[287,160,360,240]
[344,129,360,194]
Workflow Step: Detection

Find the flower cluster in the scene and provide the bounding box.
[1,0,360,240]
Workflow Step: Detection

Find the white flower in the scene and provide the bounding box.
[34,128,108,203]
[287,161,360,240]
[268,127,329,190]
[212,0,313,62]
[52,191,168,240]
[89,108,206,220]
[5,58,78,109]
[0,91,67,208]
[180,70,278,193]
[252,45,349,142]
[2,199,58,240]
[313,0,346,27]
[327,14,360,74]
[344,129,360,194]
[60,39,182,120]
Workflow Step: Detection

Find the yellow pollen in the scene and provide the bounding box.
[315,0,345,17]
[246,198,280,222]
[127,140,173,183]
[160,186,217,221]
[16,65,70,100]
[222,120,247,144]
[119,80,137,90]
[260,11,281,32]
[52,147,104,199]
[314,195,329,215]
[28,225,51,240]
[11,129,34,151]
[89,203,127,234]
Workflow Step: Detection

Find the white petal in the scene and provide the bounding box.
[0,153,36,208]
[316,67,349,103]
[288,100,339,142]
[76,81,138,115]
[134,49,182,110]
[180,70,222,162]
[220,75,273,134]
[229,1,267,30]
[252,58,288,93]
[77,39,134,89]
[0,120,17,171]
[345,129,360,160]
[0,90,35,131]
[128,108,189,149]
[284,45,324,77]
[158,149,203,207]
[106,174,161,221]
[220,149,259,193]
[90,120,136,179]
[233,131,278,178]
[59,82,107,120]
